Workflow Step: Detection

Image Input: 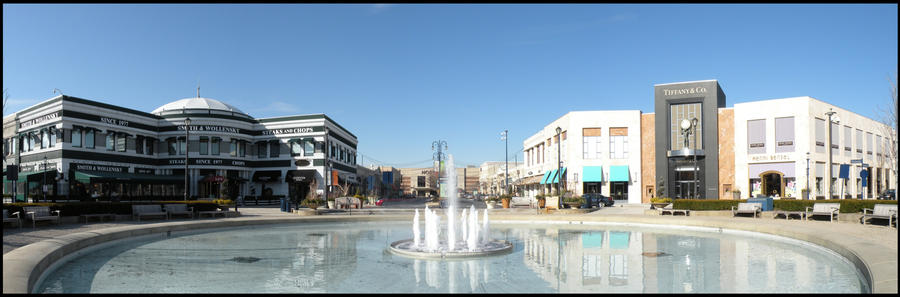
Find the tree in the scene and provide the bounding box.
[876,73,898,191]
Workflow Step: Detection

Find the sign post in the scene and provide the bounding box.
[860,169,869,200]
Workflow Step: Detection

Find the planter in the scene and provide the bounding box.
[486,202,496,209]
[537,199,546,208]
[327,201,335,209]
[651,203,670,209]
[501,199,511,209]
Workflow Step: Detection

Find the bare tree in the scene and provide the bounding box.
[876,73,898,191]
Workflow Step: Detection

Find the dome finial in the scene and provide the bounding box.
[197,82,200,98]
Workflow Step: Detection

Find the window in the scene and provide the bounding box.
[85,129,95,148]
[291,139,303,156]
[815,118,825,153]
[258,142,267,158]
[331,145,336,159]
[230,140,238,157]
[831,121,840,156]
[774,117,794,153]
[168,138,177,155]
[240,141,247,157]
[609,128,628,159]
[116,133,126,152]
[855,129,863,157]
[41,129,49,149]
[304,139,314,157]
[136,136,144,154]
[583,128,603,159]
[106,131,115,151]
[269,140,279,157]
[179,137,187,155]
[146,138,154,155]
[211,138,220,155]
[72,127,82,147]
[748,119,766,154]
[49,128,57,147]
[843,126,851,157]
[866,132,873,158]
[670,102,702,150]
[199,137,209,155]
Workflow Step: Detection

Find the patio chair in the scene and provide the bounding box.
[132,204,168,222]
[22,206,61,229]
[3,209,21,229]
[164,204,194,219]
[805,203,840,222]
[861,204,897,228]
[732,202,762,218]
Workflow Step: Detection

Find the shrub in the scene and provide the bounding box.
[563,196,584,205]
[774,199,897,213]
[650,197,673,204]
[672,199,745,210]
[2,201,221,216]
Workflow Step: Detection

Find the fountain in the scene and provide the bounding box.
[389,154,513,258]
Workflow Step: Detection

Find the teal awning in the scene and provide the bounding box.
[609,165,630,182]
[582,166,603,182]
[582,232,604,249]
[74,171,183,184]
[551,167,566,183]
[540,170,556,184]
[609,231,630,249]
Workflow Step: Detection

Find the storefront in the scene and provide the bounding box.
[582,166,603,194]
[747,162,796,198]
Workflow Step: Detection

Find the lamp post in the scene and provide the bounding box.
[691,118,699,199]
[556,127,562,209]
[501,130,508,195]
[324,128,329,206]
[432,140,447,197]
[825,108,837,200]
[42,155,48,202]
[806,152,810,200]
[184,117,191,201]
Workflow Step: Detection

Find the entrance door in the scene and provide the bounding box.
[611,182,628,200]
[760,171,783,197]
[584,182,601,194]
[288,181,310,206]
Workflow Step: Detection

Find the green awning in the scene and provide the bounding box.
[74,171,183,184]
[609,165,630,182]
[540,169,555,185]
[610,231,630,249]
[582,166,603,182]
[582,232,603,249]
[551,167,566,183]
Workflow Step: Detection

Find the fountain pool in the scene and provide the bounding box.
[35,221,868,293]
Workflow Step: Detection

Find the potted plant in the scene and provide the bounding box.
[650,197,673,209]
[500,195,512,209]
[536,194,546,208]
[326,196,336,209]
[302,198,322,210]
[485,197,499,209]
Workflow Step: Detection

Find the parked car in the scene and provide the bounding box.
[878,189,896,200]
[582,193,614,207]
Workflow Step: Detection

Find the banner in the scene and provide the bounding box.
[332,171,339,186]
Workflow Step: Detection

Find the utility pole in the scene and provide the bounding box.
[432,140,447,197]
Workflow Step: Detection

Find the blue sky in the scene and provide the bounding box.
[3,4,897,168]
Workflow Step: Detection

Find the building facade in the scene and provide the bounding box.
[2,95,358,203]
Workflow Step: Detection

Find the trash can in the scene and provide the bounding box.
[280,198,288,212]
[747,197,773,211]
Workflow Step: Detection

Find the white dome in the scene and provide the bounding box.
[151,97,247,115]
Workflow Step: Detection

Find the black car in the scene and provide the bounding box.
[582,193,615,207]
[878,189,896,200]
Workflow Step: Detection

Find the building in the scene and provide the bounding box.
[479,161,523,197]
[2,95,358,203]
[399,165,479,197]
[378,166,401,198]
[521,111,643,204]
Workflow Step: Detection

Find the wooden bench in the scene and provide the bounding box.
[805,203,840,222]
[861,204,897,228]
[132,205,168,222]
[23,206,61,229]
[732,202,762,218]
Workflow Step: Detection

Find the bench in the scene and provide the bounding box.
[23,206,61,229]
[773,210,805,220]
[861,204,897,228]
[3,209,21,229]
[657,204,690,216]
[132,205,168,222]
[164,204,194,219]
[510,196,534,207]
[732,202,762,218]
[805,203,840,222]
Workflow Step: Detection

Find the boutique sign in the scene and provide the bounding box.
[20,112,60,129]
[177,125,243,134]
[71,163,127,173]
[260,127,316,136]
[663,87,708,96]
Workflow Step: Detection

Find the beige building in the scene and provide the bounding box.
[478,161,523,197]
[398,165,478,197]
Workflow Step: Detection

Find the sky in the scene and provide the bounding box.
[3,4,898,169]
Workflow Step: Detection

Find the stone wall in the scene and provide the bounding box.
[718,108,735,199]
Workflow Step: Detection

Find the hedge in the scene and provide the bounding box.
[671,199,897,213]
[2,201,221,217]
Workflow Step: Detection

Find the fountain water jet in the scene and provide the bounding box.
[389,154,512,258]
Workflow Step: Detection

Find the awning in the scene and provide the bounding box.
[286,170,316,183]
[25,170,57,182]
[582,166,603,182]
[540,169,556,185]
[73,171,183,184]
[609,165,629,182]
[609,231,630,250]
[520,175,544,185]
[252,170,282,182]
[551,167,567,183]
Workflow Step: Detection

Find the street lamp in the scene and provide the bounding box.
[43,155,48,202]
[806,152,810,200]
[501,130,508,195]
[184,117,191,201]
[432,140,447,197]
[680,118,699,198]
[555,127,562,209]
[825,108,838,199]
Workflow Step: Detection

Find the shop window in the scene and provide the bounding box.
[815,177,822,195]
[257,142,267,158]
[85,129,95,149]
[136,136,144,154]
[230,140,238,157]
[290,139,302,156]
[106,131,115,151]
[116,133,126,152]
[49,128,57,147]
[211,138,220,155]
[147,138,154,155]
[304,139,314,157]
[72,127,82,147]
[240,141,247,157]
[179,137,186,155]
[168,138,177,155]
[199,137,209,155]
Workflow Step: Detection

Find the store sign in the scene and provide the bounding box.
[19,112,60,129]
[177,125,242,134]
[24,163,58,173]
[663,87,707,96]
[100,116,129,127]
[261,127,314,136]
[134,167,155,175]
[295,159,311,166]
[71,163,126,173]
[749,154,792,162]
[166,159,247,166]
